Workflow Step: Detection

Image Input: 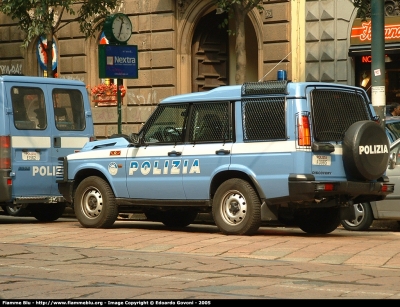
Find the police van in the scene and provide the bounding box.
[0,75,94,221]
[58,79,394,235]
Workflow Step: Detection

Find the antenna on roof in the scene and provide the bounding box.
[258,51,291,82]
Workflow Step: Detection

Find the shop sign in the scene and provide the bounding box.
[98,44,138,79]
[351,17,400,45]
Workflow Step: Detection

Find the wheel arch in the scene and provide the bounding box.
[72,169,111,202]
[210,170,265,200]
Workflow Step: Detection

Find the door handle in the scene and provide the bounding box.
[168,150,182,156]
[216,149,230,155]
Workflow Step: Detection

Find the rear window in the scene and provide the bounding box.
[11,86,46,130]
[53,89,86,131]
[311,89,371,142]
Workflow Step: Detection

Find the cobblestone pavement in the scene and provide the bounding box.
[1,213,400,300]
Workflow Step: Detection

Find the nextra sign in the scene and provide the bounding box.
[351,17,400,45]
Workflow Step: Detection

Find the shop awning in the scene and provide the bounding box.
[349,43,400,56]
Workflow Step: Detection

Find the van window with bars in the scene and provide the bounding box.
[53,89,86,131]
[142,104,189,143]
[188,102,231,143]
[11,87,46,130]
[242,97,286,141]
[311,89,371,142]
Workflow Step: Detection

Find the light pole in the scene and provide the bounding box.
[370,0,386,128]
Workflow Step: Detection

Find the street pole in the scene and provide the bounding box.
[117,78,122,134]
[371,0,386,128]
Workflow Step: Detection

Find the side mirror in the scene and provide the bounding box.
[388,152,397,169]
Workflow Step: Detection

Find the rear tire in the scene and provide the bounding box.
[295,207,340,234]
[3,204,30,217]
[340,202,373,231]
[212,178,261,235]
[74,176,119,228]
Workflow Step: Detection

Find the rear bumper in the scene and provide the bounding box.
[289,175,394,203]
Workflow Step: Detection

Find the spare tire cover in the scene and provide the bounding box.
[342,120,389,181]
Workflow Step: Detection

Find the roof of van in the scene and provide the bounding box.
[0,75,85,86]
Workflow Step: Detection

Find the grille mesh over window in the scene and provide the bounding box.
[242,97,286,141]
[311,89,371,142]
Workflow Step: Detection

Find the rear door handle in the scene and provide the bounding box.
[216,149,230,155]
[168,151,182,156]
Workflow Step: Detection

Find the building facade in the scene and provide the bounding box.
[1,0,380,139]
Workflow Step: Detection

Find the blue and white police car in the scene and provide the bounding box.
[57,80,394,235]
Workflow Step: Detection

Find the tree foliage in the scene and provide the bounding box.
[352,0,371,19]
[0,0,120,77]
[215,0,264,84]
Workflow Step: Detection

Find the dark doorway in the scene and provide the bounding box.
[191,11,229,92]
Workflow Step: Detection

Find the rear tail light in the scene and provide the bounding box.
[315,183,335,191]
[382,184,394,193]
[298,115,311,146]
[0,136,11,169]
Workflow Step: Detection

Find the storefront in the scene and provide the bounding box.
[349,17,400,105]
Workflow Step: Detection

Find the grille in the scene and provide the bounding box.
[242,97,286,141]
[311,89,371,142]
[56,157,66,182]
[242,80,289,96]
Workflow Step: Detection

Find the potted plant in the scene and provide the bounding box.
[88,83,126,106]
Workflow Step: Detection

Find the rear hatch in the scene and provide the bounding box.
[308,86,388,182]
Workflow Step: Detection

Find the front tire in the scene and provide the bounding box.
[340,202,373,231]
[212,178,261,235]
[74,176,119,228]
[295,207,340,234]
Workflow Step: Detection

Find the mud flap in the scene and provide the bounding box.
[340,205,356,221]
[261,202,279,221]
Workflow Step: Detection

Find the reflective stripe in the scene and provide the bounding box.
[232,141,296,153]
[68,148,130,160]
[12,136,51,148]
[233,141,343,155]
[61,137,89,148]
[11,136,89,149]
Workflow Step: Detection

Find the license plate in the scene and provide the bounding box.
[22,151,40,161]
[312,155,331,166]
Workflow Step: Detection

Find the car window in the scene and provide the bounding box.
[188,102,231,143]
[11,86,46,130]
[53,89,86,131]
[387,129,396,143]
[390,142,400,166]
[142,104,189,144]
[386,121,400,141]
